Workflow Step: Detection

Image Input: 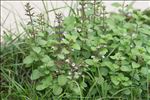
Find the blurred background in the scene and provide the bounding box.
[1,1,150,35]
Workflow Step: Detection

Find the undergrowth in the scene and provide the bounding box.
[1,1,150,100]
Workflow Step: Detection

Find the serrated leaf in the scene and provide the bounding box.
[57,54,65,59]
[36,76,52,91]
[132,62,140,68]
[111,76,119,85]
[32,47,41,53]
[58,75,67,86]
[72,43,80,50]
[140,67,148,75]
[120,66,131,72]
[100,67,109,76]
[62,48,69,54]
[31,69,44,80]
[37,38,47,46]
[41,55,51,63]
[53,85,63,95]
[85,59,94,65]
[23,55,34,64]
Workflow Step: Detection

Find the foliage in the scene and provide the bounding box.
[1,1,150,100]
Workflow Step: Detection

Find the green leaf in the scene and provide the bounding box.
[58,75,67,86]
[85,59,94,65]
[100,48,108,56]
[146,46,150,54]
[38,32,44,37]
[47,61,54,67]
[111,76,119,85]
[23,55,34,64]
[41,55,51,63]
[120,66,131,72]
[72,43,80,50]
[64,16,76,25]
[57,54,65,59]
[62,48,69,54]
[140,67,148,75]
[31,69,44,80]
[122,81,132,86]
[32,47,41,53]
[100,68,109,76]
[132,62,140,68]
[53,85,63,95]
[37,38,47,46]
[36,76,52,91]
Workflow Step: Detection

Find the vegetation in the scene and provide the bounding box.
[1,1,150,100]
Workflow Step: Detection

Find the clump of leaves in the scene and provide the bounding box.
[1,1,150,99]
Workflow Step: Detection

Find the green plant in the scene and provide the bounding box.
[1,1,150,100]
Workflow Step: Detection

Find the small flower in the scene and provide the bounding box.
[85,65,89,67]
[71,49,74,51]
[130,45,133,48]
[72,63,76,67]
[74,72,79,79]
[74,66,78,70]
[65,59,70,63]
[127,12,132,17]
[77,28,81,32]
[78,72,82,75]
[52,46,55,49]
[132,34,136,37]
[68,71,72,75]
[103,45,107,48]
[63,32,67,34]
[91,56,95,58]
[67,76,72,79]
[82,75,85,78]
[97,46,100,48]
[102,55,105,58]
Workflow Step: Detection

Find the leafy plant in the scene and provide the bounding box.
[1,1,150,100]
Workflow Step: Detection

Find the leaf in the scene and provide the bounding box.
[132,62,140,68]
[120,66,131,72]
[36,76,52,91]
[100,68,109,76]
[146,46,150,54]
[72,43,80,50]
[38,32,44,37]
[53,85,63,95]
[140,67,148,75]
[64,16,76,25]
[62,48,69,54]
[122,81,132,86]
[47,61,54,67]
[100,48,108,56]
[58,75,67,86]
[57,54,65,59]
[41,55,51,63]
[112,2,121,7]
[30,69,44,80]
[23,55,34,64]
[85,59,94,65]
[37,38,47,46]
[32,47,41,53]
[111,76,119,85]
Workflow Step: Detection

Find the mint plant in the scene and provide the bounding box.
[1,1,150,100]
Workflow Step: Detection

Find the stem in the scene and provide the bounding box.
[93,0,96,22]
